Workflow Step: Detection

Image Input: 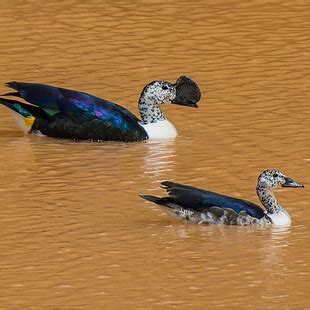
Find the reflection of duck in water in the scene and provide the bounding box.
[0,76,200,142]
[142,140,177,181]
[141,169,303,226]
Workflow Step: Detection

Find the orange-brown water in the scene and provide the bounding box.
[0,0,309,308]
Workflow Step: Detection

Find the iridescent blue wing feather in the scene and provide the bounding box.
[6,81,140,120]
[4,82,147,141]
[161,181,265,219]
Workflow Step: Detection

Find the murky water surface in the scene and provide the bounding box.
[0,0,309,308]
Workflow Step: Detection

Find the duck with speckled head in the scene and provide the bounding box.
[141,169,304,226]
[0,76,201,142]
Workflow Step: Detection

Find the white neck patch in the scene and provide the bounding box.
[139,119,177,140]
[268,209,291,226]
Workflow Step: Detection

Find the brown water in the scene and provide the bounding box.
[0,0,309,308]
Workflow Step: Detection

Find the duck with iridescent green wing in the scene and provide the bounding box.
[0,76,200,142]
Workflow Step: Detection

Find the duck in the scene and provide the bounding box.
[141,169,304,226]
[0,75,200,142]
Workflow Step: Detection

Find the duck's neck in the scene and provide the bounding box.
[138,95,166,124]
[256,185,282,214]
[256,185,291,225]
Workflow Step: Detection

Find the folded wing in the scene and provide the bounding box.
[3,82,147,141]
[161,181,265,219]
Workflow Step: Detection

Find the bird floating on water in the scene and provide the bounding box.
[0,75,200,142]
[141,169,304,226]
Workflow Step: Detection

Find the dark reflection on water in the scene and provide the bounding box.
[0,0,309,308]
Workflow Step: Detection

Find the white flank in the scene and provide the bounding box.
[140,119,178,140]
[9,110,31,133]
[8,110,45,136]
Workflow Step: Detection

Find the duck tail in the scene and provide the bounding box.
[140,194,163,204]
[140,194,176,210]
[0,97,50,133]
[140,194,197,222]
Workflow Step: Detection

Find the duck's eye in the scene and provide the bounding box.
[162,85,168,90]
[273,173,278,178]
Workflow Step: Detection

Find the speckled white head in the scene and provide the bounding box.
[257,169,303,190]
[141,81,176,105]
[138,81,176,124]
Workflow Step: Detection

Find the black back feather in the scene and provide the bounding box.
[160,181,265,219]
